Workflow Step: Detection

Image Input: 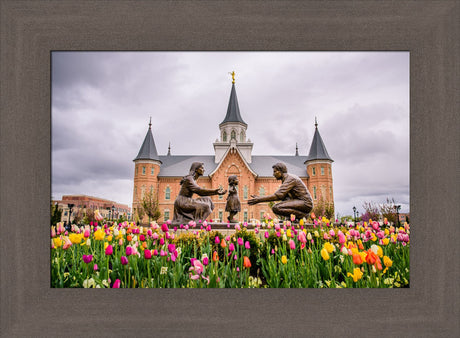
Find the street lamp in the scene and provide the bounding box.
[395,205,401,227]
[352,206,356,224]
[67,203,74,230]
[111,205,115,222]
[356,212,360,224]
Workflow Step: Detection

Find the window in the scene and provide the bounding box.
[165,187,171,200]
[243,211,248,222]
[223,131,227,142]
[218,185,223,199]
[141,185,146,199]
[151,167,154,175]
[259,187,265,196]
[240,133,244,142]
[231,130,236,140]
[321,167,325,176]
[313,186,317,199]
[312,167,316,176]
[164,210,170,221]
[218,211,223,222]
[260,211,265,220]
[142,166,146,175]
[243,185,248,199]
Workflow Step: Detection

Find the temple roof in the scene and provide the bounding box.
[133,120,161,162]
[220,83,247,126]
[305,121,333,162]
[157,154,309,178]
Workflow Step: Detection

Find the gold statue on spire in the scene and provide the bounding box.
[229,71,235,84]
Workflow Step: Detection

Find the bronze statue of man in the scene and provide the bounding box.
[248,162,313,221]
[172,162,226,224]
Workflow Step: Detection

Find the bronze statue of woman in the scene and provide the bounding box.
[172,162,226,224]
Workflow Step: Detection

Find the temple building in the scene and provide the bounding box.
[132,76,334,224]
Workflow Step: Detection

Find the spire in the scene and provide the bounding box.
[133,120,161,162]
[306,119,333,162]
[220,75,247,126]
[167,142,171,156]
[295,143,299,156]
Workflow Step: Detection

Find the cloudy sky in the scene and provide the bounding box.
[51,51,409,217]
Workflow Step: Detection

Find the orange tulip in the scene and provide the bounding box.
[365,249,378,265]
[127,235,133,242]
[212,251,219,262]
[352,252,363,265]
[142,241,147,249]
[220,238,227,248]
[243,256,251,268]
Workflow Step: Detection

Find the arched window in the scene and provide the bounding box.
[240,132,245,142]
[259,187,265,196]
[313,186,317,200]
[164,209,170,221]
[165,187,171,200]
[151,167,155,175]
[312,167,316,176]
[223,131,227,142]
[231,130,236,140]
[142,166,146,175]
[243,185,248,199]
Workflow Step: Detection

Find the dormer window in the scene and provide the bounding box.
[231,130,236,140]
[223,131,227,142]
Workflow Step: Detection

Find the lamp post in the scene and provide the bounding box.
[353,206,356,225]
[356,212,360,225]
[395,205,401,227]
[67,203,74,230]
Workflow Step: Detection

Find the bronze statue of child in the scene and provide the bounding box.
[225,175,241,223]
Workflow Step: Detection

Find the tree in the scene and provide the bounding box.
[361,201,380,222]
[139,191,161,224]
[312,198,335,220]
[380,197,397,225]
[50,202,62,226]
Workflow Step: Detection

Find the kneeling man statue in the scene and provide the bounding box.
[173,162,226,224]
[248,162,313,221]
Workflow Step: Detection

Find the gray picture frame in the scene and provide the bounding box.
[1,1,458,336]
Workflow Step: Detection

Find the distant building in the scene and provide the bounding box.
[54,195,131,224]
[132,76,334,223]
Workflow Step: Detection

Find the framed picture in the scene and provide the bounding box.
[1,1,458,336]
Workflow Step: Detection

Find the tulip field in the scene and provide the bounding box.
[51,215,410,288]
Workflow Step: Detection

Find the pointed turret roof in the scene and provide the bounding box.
[220,83,247,126]
[134,119,161,162]
[305,119,333,162]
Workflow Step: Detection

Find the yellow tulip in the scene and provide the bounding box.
[281,255,288,264]
[347,268,363,282]
[324,242,335,254]
[53,237,62,248]
[383,256,393,268]
[286,229,292,238]
[321,248,330,260]
[299,219,304,226]
[382,238,390,246]
[93,229,105,241]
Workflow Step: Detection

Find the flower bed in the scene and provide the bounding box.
[51,217,410,288]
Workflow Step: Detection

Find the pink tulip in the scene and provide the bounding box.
[82,255,93,264]
[93,264,98,271]
[245,241,251,249]
[229,243,235,252]
[144,249,152,259]
[237,238,244,246]
[147,229,152,236]
[215,236,220,244]
[338,232,346,244]
[203,257,209,266]
[298,231,306,244]
[84,228,91,238]
[159,238,165,245]
[160,250,166,256]
[152,249,158,256]
[289,239,296,250]
[152,233,159,240]
[126,246,133,256]
[140,234,145,241]
[112,279,121,288]
[329,229,335,237]
[168,244,176,253]
[105,245,113,256]
[265,231,269,239]
[120,256,128,265]
[161,223,169,232]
